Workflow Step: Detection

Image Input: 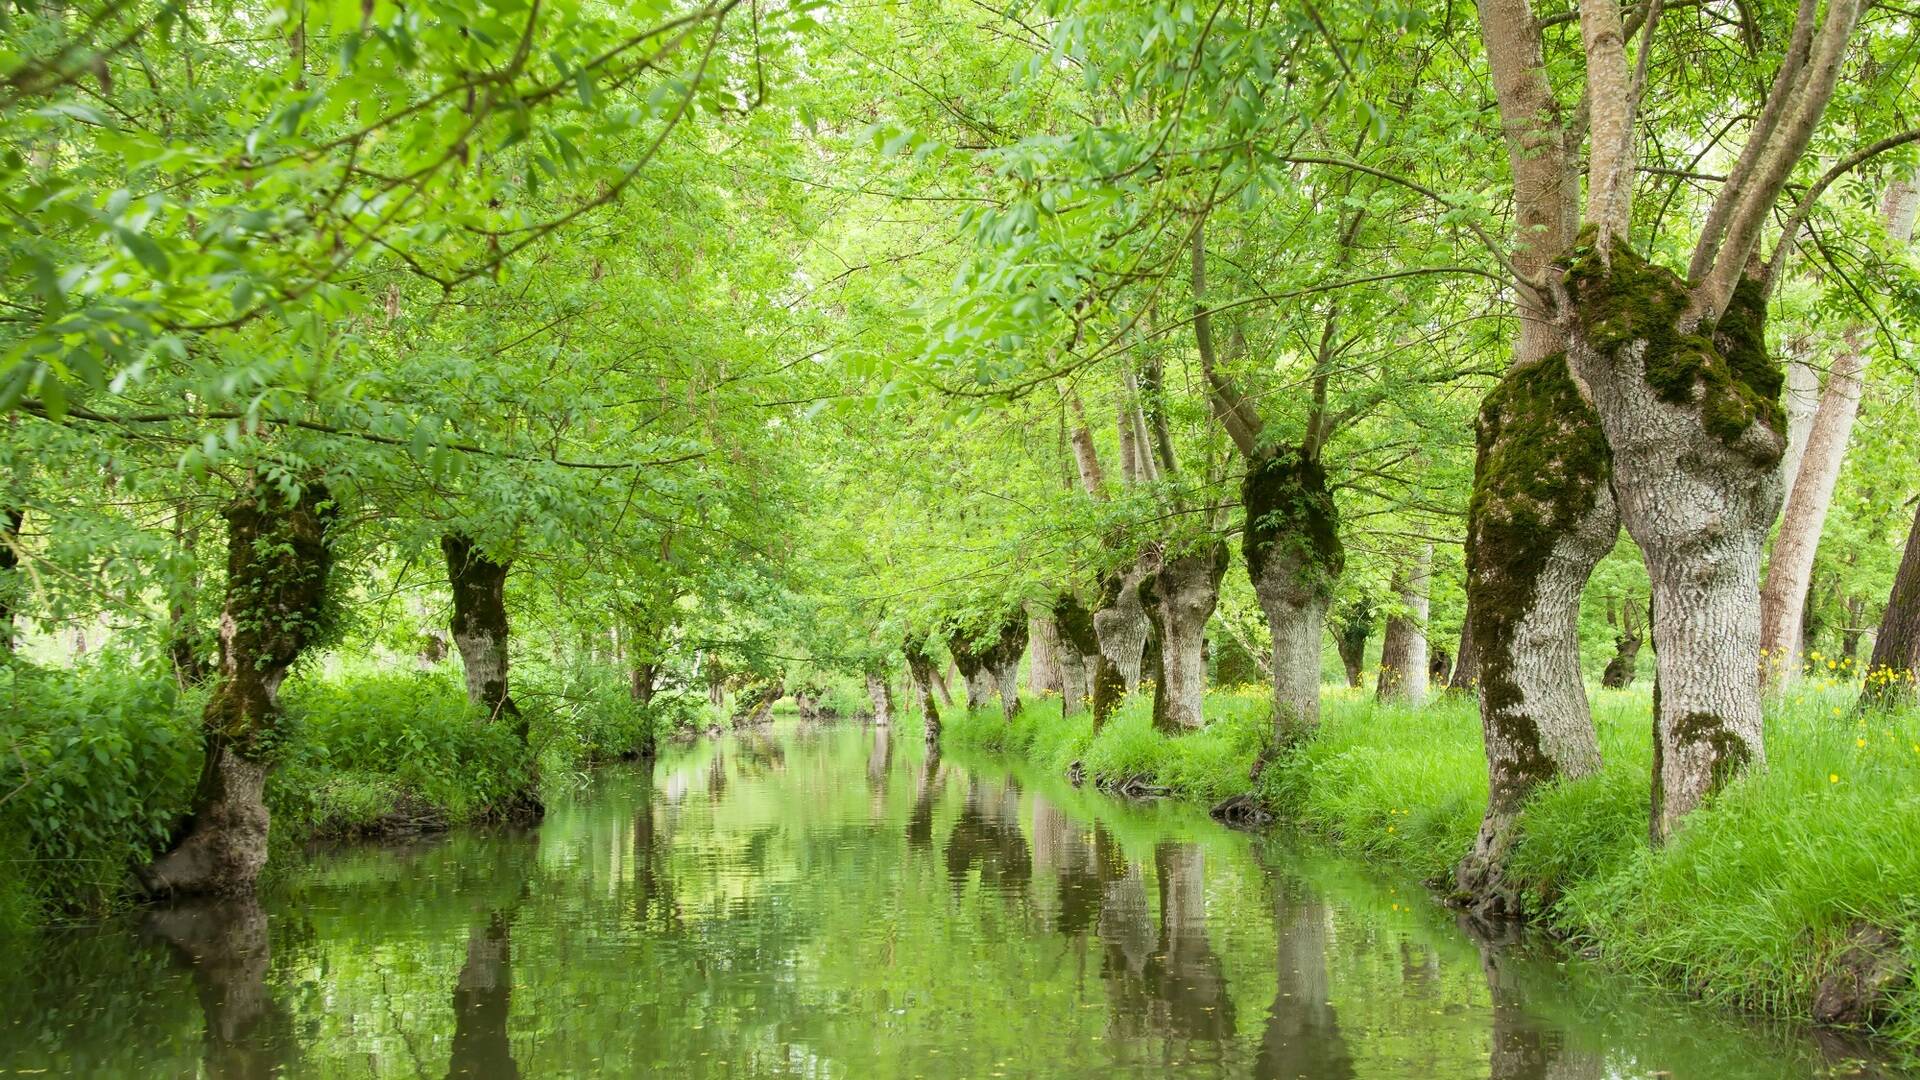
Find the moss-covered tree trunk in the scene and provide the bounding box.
[1093,559,1155,693]
[946,630,994,712]
[1333,603,1370,689]
[441,533,523,739]
[1377,544,1432,705]
[1455,356,1614,912]
[1147,543,1228,731]
[731,680,781,727]
[1054,594,1104,723]
[983,613,1028,720]
[1562,251,1784,842]
[0,505,20,655]
[144,479,335,896]
[903,638,942,740]
[1861,504,1920,710]
[1241,450,1342,745]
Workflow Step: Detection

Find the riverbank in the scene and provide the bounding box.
[941,684,1920,1058]
[0,658,680,931]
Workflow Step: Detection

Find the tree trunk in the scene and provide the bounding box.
[984,613,1029,720]
[1841,594,1867,660]
[935,661,957,707]
[166,505,211,687]
[1377,544,1433,705]
[630,660,660,705]
[144,479,335,896]
[947,630,994,712]
[1779,353,1821,498]
[1093,560,1155,693]
[1028,615,1064,697]
[904,639,942,741]
[1055,593,1113,727]
[1241,450,1343,745]
[866,672,895,727]
[1563,252,1784,843]
[1447,614,1477,692]
[731,680,781,727]
[1456,355,1614,912]
[0,505,20,655]
[1333,603,1370,689]
[1146,543,1229,730]
[1862,503,1920,709]
[1759,341,1866,687]
[441,533,523,739]
[1601,595,1645,689]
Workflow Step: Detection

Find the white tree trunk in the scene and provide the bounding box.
[866,672,894,727]
[1250,550,1329,739]
[1377,544,1432,705]
[1094,564,1154,692]
[1152,546,1227,729]
[1759,342,1865,686]
[1778,354,1821,498]
[1028,616,1063,696]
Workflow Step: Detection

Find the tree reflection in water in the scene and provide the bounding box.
[1460,915,1603,1080]
[907,745,943,850]
[1253,878,1356,1079]
[448,908,519,1079]
[145,897,297,1080]
[943,777,1031,891]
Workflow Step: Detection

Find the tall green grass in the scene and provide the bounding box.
[940,679,1920,1053]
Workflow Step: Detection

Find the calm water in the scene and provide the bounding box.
[0,721,1902,1078]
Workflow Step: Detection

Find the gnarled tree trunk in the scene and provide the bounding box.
[947,630,994,712]
[1861,503,1920,710]
[904,638,942,741]
[1054,594,1102,721]
[1242,450,1342,745]
[866,671,895,727]
[1093,559,1155,693]
[1147,542,1229,730]
[1333,602,1370,689]
[1456,356,1614,912]
[144,479,335,896]
[1562,253,1784,843]
[1377,545,1432,705]
[441,533,523,739]
[1028,615,1064,697]
[984,613,1029,720]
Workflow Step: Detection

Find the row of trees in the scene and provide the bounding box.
[5,0,1920,913]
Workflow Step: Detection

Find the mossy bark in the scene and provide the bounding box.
[1334,602,1370,689]
[1241,449,1342,745]
[1456,355,1614,913]
[1145,542,1229,731]
[1054,593,1108,725]
[1093,558,1155,693]
[144,479,336,896]
[946,629,995,712]
[1561,242,1783,842]
[441,533,523,739]
[982,612,1029,720]
[903,638,942,740]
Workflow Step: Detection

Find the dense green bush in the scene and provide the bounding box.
[0,659,200,928]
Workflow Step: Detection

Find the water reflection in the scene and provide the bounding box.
[0,723,1895,1079]
[448,909,519,1079]
[1253,881,1355,1079]
[145,898,296,1079]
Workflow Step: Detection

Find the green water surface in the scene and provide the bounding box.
[0,721,1901,1078]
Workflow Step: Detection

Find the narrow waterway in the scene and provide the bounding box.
[0,721,1900,1078]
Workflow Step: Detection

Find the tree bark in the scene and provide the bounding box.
[1146,542,1229,730]
[1760,174,1916,685]
[731,680,781,727]
[1447,613,1477,692]
[984,612,1029,719]
[1862,504,1920,709]
[1778,353,1821,498]
[144,478,335,896]
[1028,615,1064,697]
[1456,355,1615,912]
[1333,602,1370,689]
[0,505,20,655]
[947,629,995,712]
[1377,544,1432,705]
[1056,593,1114,727]
[1093,559,1155,693]
[904,638,942,741]
[866,672,895,727]
[1601,595,1645,689]
[441,533,522,738]
[935,660,957,707]
[1241,450,1343,744]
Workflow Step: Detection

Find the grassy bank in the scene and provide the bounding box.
[0,656,692,932]
[943,682,1920,1054]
